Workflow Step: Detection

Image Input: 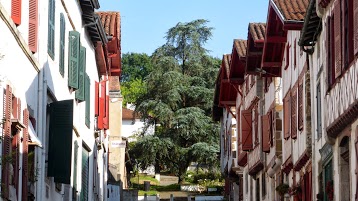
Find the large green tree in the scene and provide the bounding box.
[121,53,153,105]
[131,19,221,182]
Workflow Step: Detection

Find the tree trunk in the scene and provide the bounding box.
[155,159,161,174]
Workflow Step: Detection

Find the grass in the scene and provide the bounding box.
[130,174,159,185]
[130,173,223,196]
[138,190,158,196]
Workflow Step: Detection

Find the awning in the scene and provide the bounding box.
[28,122,42,148]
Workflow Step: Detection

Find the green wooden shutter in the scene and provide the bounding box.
[59,13,65,76]
[85,74,90,128]
[76,46,86,101]
[47,99,74,184]
[73,141,78,190]
[68,31,80,89]
[47,0,55,59]
[80,147,89,201]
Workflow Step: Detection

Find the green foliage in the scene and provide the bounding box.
[130,174,159,185]
[121,79,146,106]
[131,19,221,182]
[276,183,290,196]
[121,53,153,83]
[120,53,153,105]
[184,170,223,185]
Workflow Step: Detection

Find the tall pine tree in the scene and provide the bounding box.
[132,19,221,182]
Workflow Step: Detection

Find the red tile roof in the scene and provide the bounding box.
[234,39,247,58]
[122,108,140,120]
[223,54,231,78]
[97,12,121,41]
[272,0,309,21]
[248,23,266,41]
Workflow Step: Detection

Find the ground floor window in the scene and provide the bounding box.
[80,145,90,201]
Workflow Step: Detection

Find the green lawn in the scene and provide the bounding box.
[130,174,159,185]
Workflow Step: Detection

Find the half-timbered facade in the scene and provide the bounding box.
[300,0,358,200]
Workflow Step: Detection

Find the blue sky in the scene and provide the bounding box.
[99,1,268,58]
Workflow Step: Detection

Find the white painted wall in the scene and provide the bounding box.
[0,0,109,200]
[0,2,40,200]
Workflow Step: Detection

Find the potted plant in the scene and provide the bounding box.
[289,184,301,195]
[275,183,290,197]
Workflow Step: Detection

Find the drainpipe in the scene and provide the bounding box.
[35,65,46,201]
[35,1,46,198]
[308,52,316,201]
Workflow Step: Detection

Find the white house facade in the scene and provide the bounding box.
[0,0,118,200]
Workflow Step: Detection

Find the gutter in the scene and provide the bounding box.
[270,0,304,25]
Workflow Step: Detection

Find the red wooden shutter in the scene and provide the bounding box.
[355,125,358,200]
[298,81,304,131]
[284,93,291,139]
[12,132,20,197]
[95,81,99,116]
[262,114,270,153]
[354,0,358,55]
[22,109,29,201]
[2,85,12,199]
[254,104,259,144]
[334,0,342,78]
[12,97,18,119]
[11,0,22,25]
[98,81,106,129]
[103,95,109,130]
[17,98,21,120]
[241,110,253,151]
[326,16,331,88]
[307,169,312,201]
[28,0,38,52]
[291,89,297,139]
[269,111,274,147]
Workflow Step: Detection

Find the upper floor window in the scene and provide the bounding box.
[48,0,55,59]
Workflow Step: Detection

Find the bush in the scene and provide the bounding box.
[190,171,222,184]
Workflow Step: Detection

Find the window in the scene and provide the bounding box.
[327,16,336,89]
[11,0,22,26]
[262,174,266,197]
[68,31,80,90]
[262,111,271,153]
[298,80,304,131]
[85,74,91,127]
[283,92,291,139]
[73,141,79,199]
[48,0,55,59]
[269,110,274,147]
[343,0,354,69]
[294,39,297,68]
[47,99,74,184]
[75,46,86,101]
[29,0,38,52]
[241,110,253,151]
[254,104,259,145]
[80,145,90,201]
[291,88,297,139]
[285,44,290,69]
[59,13,66,76]
[316,83,322,139]
[256,178,260,201]
[246,173,248,193]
